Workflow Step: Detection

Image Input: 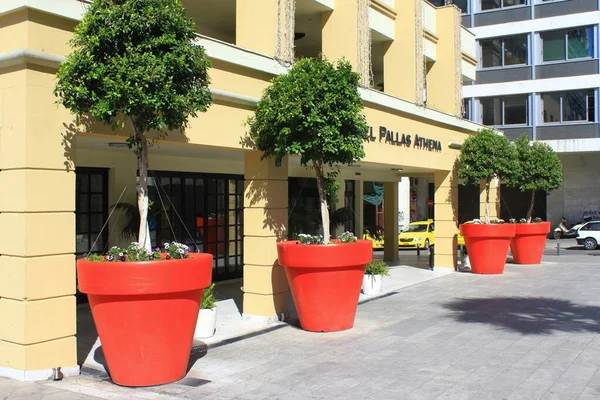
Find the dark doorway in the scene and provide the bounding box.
[500,185,547,221]
[458,184,480,223]
[149,171,244,282]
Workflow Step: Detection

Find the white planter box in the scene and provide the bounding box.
[194,307,217,339]
[362,274,382,295]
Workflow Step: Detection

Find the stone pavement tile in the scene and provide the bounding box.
[541,364,599,399]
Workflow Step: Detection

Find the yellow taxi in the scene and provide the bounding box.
[398,219,435,249]
[362,227,384,250]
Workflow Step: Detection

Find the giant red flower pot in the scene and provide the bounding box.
[510,222,551,265]
[277,240,372,332]
[77,253,212,387]
[460,224,516,275]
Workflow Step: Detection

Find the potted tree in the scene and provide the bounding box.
[362,260,390,295]
[458,129,517,274]
[507,136,563,264]
[194,283,218,339]
[55,0,213,387]
[248,57,372,332]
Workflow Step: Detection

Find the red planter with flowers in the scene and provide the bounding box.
[510,222,550,264]
[460,223,516,275]
[77,251,212,387]
[277,239,372,332]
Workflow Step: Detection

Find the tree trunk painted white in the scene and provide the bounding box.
[313,160,330,244]
[485,180,491,224]
[134,123,151,251]
[526,191,535,223]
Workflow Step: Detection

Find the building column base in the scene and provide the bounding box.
[0,365,79,382]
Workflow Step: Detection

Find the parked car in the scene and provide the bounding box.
[363,227,384,250]
[575,221,600,250]
[398,220,435,249]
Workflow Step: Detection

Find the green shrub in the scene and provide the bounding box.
[365,260,390,276]
[201,283,217,309]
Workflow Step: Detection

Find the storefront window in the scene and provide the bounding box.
[542,28,594,62]
[149,171,244,281]
[481,35,527,68]
[75,168,108,256]
[542,90,595,123]
[344,180,356,234]
[482,95,528,126]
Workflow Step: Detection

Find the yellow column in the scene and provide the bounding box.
[480,179,500,221]
[236,0,295,62]
[383,182,399,262]
[0,66,77,379]
[434,169,458,270]
[425,6,462,116]
[384,0,419,101]
[243,152,289,320]
[322,0,370,84]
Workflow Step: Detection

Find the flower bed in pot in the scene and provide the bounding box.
[77,242,212,387]
[460,221,516,275]
[277,233,372,332]
[510,219,551,264]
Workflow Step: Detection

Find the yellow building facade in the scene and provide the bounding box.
[0,0,491,380]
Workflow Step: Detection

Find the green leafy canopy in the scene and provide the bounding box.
[507,135,563,193]
[247,57,369,167]
[458,128,517,186]
[54,0,212,136]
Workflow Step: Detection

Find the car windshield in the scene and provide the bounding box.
[403,224,428,233]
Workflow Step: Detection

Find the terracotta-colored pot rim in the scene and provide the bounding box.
[277,239,373,269]
[77,253,213,296]
[460,223,516,238]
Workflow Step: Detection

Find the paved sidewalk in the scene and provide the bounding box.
[80,251,450,373]
[3,251,600,399]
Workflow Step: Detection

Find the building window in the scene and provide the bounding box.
[76,168,108,256]
[542,90,595,123]
[482,95,528,126]
[541,27,594,62]
[149,171,244,281]
[481,0,526,11]
[344,180,356,234]
[463,98,472,120]
[481,35,527,68]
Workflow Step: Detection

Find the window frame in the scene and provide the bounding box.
[540,90,596,125]
[481,94,529,127]
[75,167,109,257]
[479,0,528,12]
[480,34,529,69]
[540,27,595,64]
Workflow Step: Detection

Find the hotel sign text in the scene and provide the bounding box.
[368,126,442,152]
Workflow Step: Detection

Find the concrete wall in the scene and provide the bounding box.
[547,152,600,229]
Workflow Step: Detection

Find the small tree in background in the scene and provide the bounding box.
[507,135,563,222]
[248,57,369,244]
[458,129,517,224]
[55,0,212,250]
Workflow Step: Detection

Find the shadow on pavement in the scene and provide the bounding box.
[443,297,600,335]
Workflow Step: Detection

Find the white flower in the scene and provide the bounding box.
[164,243,170,249]
[112,246,118,249]
[119,252,124,257]
[177,249,184,254]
